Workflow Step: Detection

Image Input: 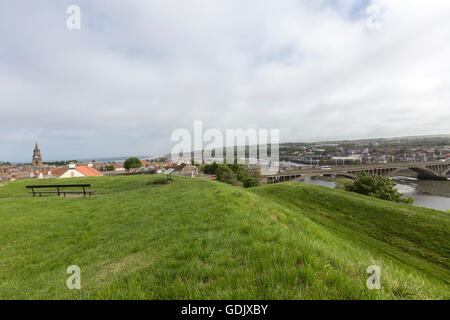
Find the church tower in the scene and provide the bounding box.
[32,143,42,167]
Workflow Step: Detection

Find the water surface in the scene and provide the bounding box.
[301,176,450,211]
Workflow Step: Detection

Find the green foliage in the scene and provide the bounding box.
[242,176,259,188]
[211,163,261,188]
[216,165,241,186]
[104,164,115,171]
[124,157,142,170]
[245,166,263,181]
[43,160,78,166]
[149,157,168,163]
[336,172,414,204]
[228,163,246,180]
[202,162,218,175]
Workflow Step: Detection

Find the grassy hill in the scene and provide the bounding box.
[0,176,448,299]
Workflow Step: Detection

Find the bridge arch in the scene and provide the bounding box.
[336,173,357,179]
[386,167,417,178]
[408,166,447,180]
[323,172,357,179]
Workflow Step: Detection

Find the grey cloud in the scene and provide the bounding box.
[0,0,449,162]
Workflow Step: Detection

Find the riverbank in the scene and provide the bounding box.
[301,176,450,211]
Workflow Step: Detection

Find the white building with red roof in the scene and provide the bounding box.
[51,162,103,178]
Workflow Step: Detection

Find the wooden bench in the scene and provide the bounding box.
[26,184,95,198]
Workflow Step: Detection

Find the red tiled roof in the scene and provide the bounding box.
[51,168,69,177]
[76,166,103,177]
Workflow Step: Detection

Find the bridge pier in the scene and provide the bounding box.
[267,173,303,184]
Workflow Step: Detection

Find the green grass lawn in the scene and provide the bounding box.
[0,176,448,299]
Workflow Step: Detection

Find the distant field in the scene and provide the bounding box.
[0,175,448,299]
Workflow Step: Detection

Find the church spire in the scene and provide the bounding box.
[32,143,42,167]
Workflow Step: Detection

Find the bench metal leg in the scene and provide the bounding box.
[28,187,94,198]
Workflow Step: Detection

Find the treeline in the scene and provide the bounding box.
[148,157,168,162]
[202,162,262,188]
[43,160,78,166]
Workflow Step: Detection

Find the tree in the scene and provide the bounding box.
[216,165,241,186]
[228,163,247,180]
[202,162,218,174]
[336,172,414,204]
[245,166,262,181]
[124,157,142,170]
[104,164,115,171]
[213,163,262,188]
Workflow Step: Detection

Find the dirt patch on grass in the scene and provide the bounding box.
[94,251,153,283]
[147,178,170,187]
[60,194,103,198]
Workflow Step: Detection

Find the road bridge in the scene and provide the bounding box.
[267,161,449,184]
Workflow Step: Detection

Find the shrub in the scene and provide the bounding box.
[104,164,115,171]
[213,163,261,188]
[216,165,241,186]
[242,177,260,188]
[336,172,414,204]
[124,157,142,170]
[202,162,218,174]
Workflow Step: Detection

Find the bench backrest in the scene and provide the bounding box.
[26,184,91,189]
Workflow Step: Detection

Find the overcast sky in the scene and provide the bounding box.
[1,0,449,162]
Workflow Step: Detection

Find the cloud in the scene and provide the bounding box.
[0,0,449,161]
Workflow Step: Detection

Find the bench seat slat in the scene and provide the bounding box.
[26,184,91,188]
[28,191,95,194]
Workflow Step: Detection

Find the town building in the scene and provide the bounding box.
[51,162,103,178]
[32,143,42,167]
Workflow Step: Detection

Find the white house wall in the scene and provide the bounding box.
[59,169,85,178]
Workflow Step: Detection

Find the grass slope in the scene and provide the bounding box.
[0,176,448,299]
[251,183,450,284]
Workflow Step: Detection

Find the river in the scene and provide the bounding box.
[301,176,450,211]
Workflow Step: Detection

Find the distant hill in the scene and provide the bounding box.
[283,134,450,146]
[0,176,448,299]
